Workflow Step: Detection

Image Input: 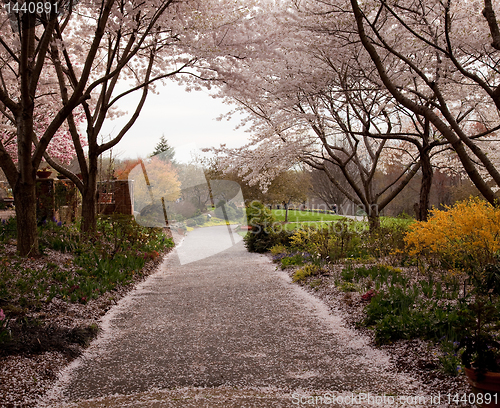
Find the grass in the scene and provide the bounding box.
[203,217,244,227]
[272,209,344,223]
[249,209,413,233]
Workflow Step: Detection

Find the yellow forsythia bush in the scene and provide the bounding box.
[404,197,500,276]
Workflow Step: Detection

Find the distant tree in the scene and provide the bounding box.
[129,156,181,213]
[266,171,311,222]
[176,162,212,211]
[203,157,266,204]
[115,159,142,181]
[151,135,175,163]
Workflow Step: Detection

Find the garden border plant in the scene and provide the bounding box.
[0,214,174,351]
[261,197,500,381]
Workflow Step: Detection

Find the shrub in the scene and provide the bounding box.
[185,219,196,227]
[244,225,293,253]
[362,223,411,258]
[246,201,274,226]
[193,215,205,226]
[270,244,288,255]
[404,197,500,293]
[289,221,359,261]
[280,252,311,269]
[244,201,293,252]
[214,201,243,221]
[292,264,322,283]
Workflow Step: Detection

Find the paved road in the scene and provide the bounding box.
[42,226,423,407]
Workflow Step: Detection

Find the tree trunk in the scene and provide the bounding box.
[418,151,433,221]
[80,161,98,234]
[81,188,97,234]
[14,180,39,256]
[368,212,381,233]
[367,201,381,233]
[284,201,289,222]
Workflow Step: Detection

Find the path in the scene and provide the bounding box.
[41,225,424,407]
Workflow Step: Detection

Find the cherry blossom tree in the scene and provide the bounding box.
[41,0,262,234]
[208,6,425,230]
[207,0,500,227]
[0,0,105,255]
[0,0,261,252]
[347,0,500,204]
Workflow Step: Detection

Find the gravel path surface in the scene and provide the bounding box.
[41,226,427,407]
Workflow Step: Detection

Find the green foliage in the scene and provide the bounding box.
[338,264,465,348]
[338,281,358,292]
[39,219,80,253]
[363,285,463,345]
[151,135,175,162]
[292,264,322,283]
[244,201,293,252]
[361,224,410,258]
[194,215,206,225]
[248,210,411,261]
[1,216,173,307]
[246,201,273,226]
[280,253,306,269]
[439,340,463,377]
[0,309,11,345]
[0,217,17,243]
[289,220,359,261]
[341,264,406,287]
[244,226,293,253]
[214,201,243,221]
[270,244,288,255]
[455,298,500,377]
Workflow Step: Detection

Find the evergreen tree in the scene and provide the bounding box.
[151,135,175,163]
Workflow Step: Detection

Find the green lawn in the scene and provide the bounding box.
[236,209,414,234]
[267,210,415,232]
[272,209,344,223]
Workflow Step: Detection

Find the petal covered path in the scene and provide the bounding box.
[41,226,425,407]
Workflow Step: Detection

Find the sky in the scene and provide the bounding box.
[100,80,251,164]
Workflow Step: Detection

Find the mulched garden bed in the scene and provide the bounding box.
[278,259,471,406]
[0,241,174,408]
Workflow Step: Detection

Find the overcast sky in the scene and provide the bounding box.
[100,80,250,164]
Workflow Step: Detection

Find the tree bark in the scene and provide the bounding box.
[81,186,97,235]
[13,179,38,256]
[368,211,381,232]
[350,0,499,205]
[418,150,433,221]
[80,153,99,234]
